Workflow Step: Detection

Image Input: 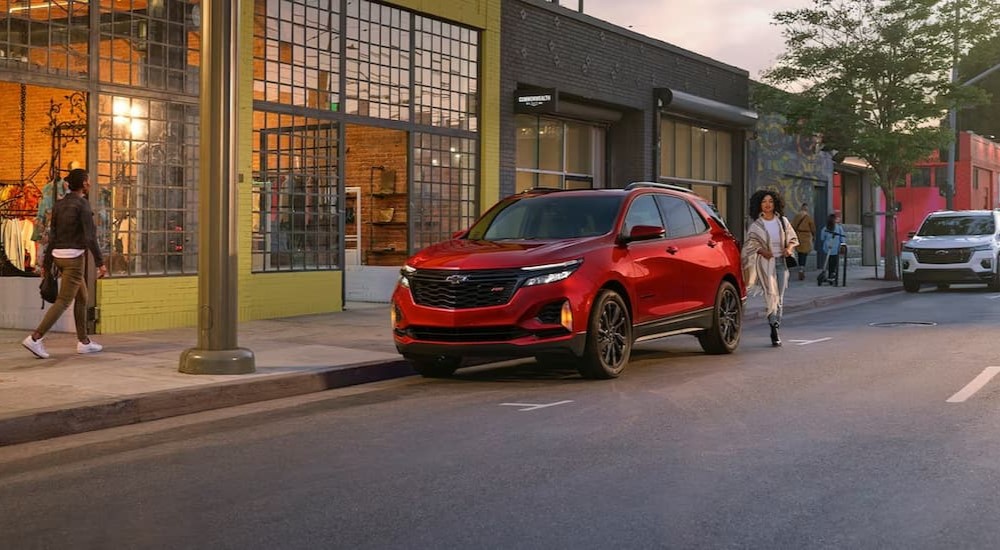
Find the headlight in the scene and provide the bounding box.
[522,259,583,287]
[398,264,416,288]
[971,243,993,251]
[901,244,916,253]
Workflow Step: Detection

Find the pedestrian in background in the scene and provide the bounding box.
[818,213,846,286]
[22,168,108,359]
[741,189,799,347]
[790,202,815,281]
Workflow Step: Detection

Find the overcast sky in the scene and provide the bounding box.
[574,0,814,79]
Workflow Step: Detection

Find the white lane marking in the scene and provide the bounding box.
[500,400,574,411]
[947,367,1000,403]
[787,337,833,346]
[989,295,1000,300]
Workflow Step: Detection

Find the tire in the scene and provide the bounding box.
[577,290,632,379]
[698,281,742,354]
[902,276,920,293]
[406,354,461,378]
[990,259,1000,292]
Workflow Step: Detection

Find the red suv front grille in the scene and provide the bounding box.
[410,269,522,309]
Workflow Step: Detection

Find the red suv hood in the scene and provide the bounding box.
[408,238,599,270]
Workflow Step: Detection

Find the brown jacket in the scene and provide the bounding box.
[791,211,815,254]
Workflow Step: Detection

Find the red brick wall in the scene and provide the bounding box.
[345,124,409,266]
[0,83,87,214]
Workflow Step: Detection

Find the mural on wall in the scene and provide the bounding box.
[747,114,833,219]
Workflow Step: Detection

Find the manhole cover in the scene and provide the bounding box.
[868,321,937,327]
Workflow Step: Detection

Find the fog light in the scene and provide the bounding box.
[902,260,910,270]
[560,301,573,332]
[982,258,992,269]
[390,303,401,326]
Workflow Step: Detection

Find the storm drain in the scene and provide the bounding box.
[868,321,938,328]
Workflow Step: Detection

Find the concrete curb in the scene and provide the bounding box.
[0,359,416,447]
[0,284,900,447]
[744,285,902,322]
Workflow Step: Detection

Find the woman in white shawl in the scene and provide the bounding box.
[741,189,799,347]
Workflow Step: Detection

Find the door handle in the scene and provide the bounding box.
[666,246,679,255]
[707,240,718,248]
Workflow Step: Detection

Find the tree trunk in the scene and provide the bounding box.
[882,180,899,281]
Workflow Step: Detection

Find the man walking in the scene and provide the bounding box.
[22,168,108,359]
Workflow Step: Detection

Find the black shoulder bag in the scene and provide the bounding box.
[39,267,58,306]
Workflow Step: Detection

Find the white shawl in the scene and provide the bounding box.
[741,215,799,316]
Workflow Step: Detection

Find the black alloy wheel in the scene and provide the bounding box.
[578,290,632,379]
[902,276,920,293]
[698,281,742,354]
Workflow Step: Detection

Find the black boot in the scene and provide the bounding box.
[770,324,781,347]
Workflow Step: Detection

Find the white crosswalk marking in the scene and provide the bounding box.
[500,400,574,411]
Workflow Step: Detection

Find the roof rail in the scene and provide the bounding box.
[624,181,695,194]
[519,186,565,194]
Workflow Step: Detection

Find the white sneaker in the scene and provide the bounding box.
[22,335,50,359]
[77,340,103,354]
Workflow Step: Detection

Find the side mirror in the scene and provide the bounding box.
[451,230,467,239]
[907,231,916,239]
[622,224,665,243]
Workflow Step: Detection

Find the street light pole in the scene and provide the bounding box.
[945,2,959,211]
[179,0,255,374]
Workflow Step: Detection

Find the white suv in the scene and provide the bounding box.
[900,210,1000,293]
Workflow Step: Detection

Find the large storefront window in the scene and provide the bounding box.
[515,115,603,192]
[412,132,477,250]
[345,0,410,121]
[414,14,478,130]
[99,0,201,94]
[659,117,734,221]
[251,113,340,272]
[98,95,199,276]
[253,0,339,109]
[0,0,90,78]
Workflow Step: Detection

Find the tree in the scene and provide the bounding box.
[958,34,1000,139]
[762,0,998,281]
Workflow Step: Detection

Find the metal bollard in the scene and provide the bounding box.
[839,243,848,286]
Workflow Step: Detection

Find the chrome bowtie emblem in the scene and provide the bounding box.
[935,250,948,255]
[445,274,469,285]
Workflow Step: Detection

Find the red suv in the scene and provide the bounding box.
[391,182,746,379]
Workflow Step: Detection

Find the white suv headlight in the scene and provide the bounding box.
[971,243,993,251]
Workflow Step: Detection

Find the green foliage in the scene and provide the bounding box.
[763,0,999,279]
[958,34,1000,138]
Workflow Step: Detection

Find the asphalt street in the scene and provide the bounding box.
[3,287,1000,549]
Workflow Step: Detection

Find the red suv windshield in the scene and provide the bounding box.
[466,193,625,240]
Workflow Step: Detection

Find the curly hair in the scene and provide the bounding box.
[748,188,785,220]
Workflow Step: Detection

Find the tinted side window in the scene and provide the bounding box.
[656,195,701,238]
[622,195,664,236]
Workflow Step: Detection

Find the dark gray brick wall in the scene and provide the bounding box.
[500,0,752,196]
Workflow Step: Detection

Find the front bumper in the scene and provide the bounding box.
[900,250,996,284]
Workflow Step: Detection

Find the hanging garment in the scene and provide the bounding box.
[2,218,26,270]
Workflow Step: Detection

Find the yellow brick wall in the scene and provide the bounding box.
[97,276,198,333]
[98,0,499,333]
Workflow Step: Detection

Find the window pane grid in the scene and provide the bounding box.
[252,111,340,272]
[253,0,340,109]
[98,0,200,94]
[0,0,90,77]
[97,95,199,276]
[413,15,478,130]
[345,0,410,121]
[412,132,477,250]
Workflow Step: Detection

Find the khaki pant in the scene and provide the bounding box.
[35,255,88,342]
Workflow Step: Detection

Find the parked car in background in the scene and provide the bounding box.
[900,210,1000,293]
[391,182,746,379]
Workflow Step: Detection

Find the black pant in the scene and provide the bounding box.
[828,254,840,278]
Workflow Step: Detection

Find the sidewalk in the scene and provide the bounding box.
[0,264,900,446]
